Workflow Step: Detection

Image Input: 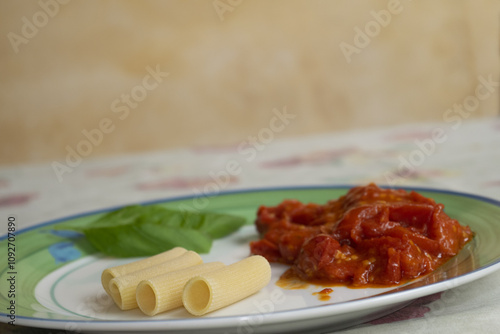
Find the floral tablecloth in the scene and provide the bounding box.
[1,117,500,334]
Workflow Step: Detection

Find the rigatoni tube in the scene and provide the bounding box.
[101,247,187,294]
[136,262,225,316]
[182,255,271,316]
[109,251,202,310]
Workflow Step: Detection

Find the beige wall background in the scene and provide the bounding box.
[0,0,498,166]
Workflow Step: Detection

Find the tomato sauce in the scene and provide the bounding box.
[250,183,474,287]
[312,288,334,301]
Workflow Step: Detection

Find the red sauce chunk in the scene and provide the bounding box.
[313,288,333,301]
[250,183,474,287]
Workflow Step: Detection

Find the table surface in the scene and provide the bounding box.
[1,117,500,334]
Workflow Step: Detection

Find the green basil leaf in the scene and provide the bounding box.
[56,204,246,257]
[83,224,212,257]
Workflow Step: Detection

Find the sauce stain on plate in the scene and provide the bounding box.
[313,288,334,301]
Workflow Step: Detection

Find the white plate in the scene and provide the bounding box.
[2,186,500,333]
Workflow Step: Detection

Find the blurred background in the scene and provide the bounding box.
[0,0,498,166]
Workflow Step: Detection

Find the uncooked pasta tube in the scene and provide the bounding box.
[109,251,202,310]
[101,247,187,294]
[136,262,225,316]
[182,255,271,316]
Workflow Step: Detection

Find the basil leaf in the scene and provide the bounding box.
[56,205,246,257]
[82,224,212,257]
